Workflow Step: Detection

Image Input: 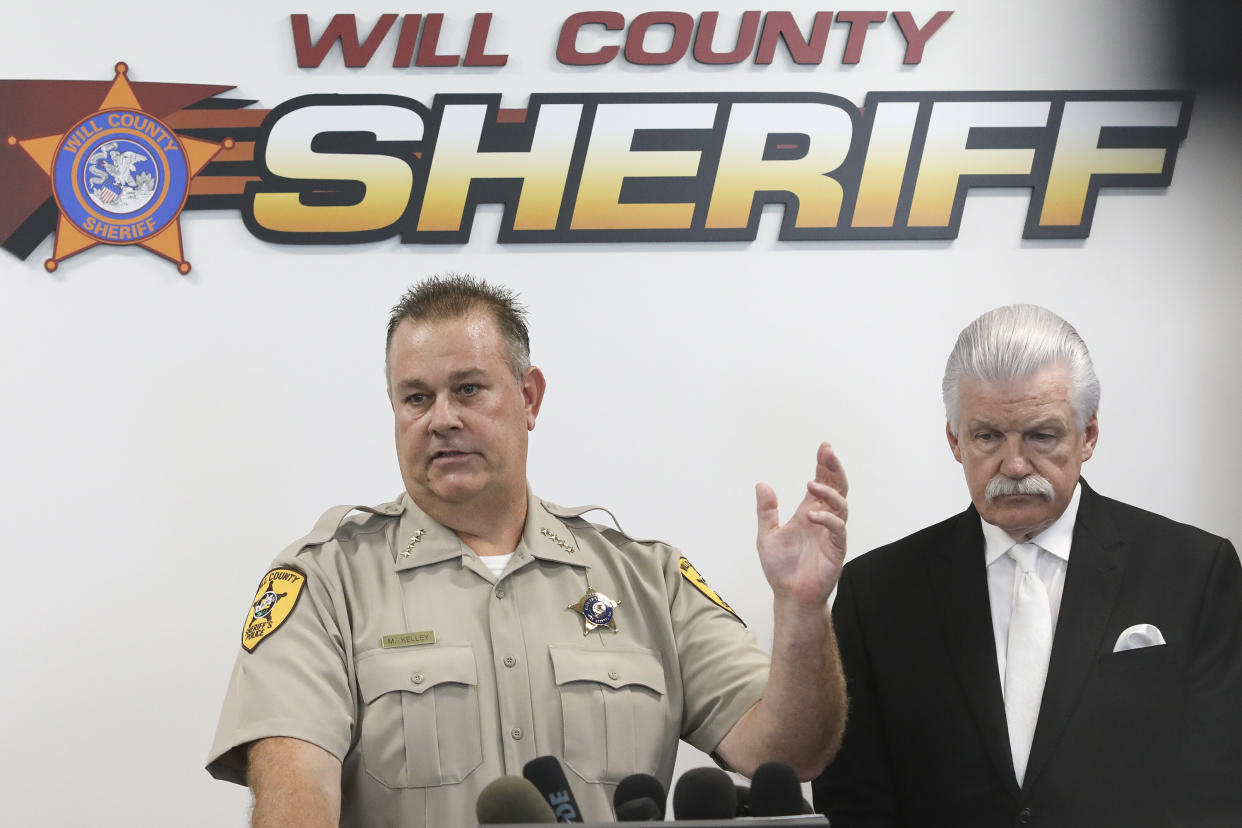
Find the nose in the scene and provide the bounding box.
[998,434,1032,477]
[427,394,462,433]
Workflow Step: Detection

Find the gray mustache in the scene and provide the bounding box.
[985,474,1055,502]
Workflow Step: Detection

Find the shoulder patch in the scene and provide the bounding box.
[242,567,306,652]
[679,556,744,624]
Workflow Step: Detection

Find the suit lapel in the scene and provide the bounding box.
[926,507,1018,791]
[1023,480,1125,790]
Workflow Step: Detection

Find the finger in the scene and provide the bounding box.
[806,510,846,531]
[806,510,848,549]
[814,442,849,497]
[808,480,848,522]
[755,482,781,534]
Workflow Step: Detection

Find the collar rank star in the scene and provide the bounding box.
[401,528,427,558]
[569,589,620,635]
[541,526,575,554]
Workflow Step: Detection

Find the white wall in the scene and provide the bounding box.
[1,2,1237,824]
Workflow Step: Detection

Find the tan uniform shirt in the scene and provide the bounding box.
[207,490,771,827]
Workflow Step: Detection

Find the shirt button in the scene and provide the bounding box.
[1016,807,1033,825]
[608,670,619,680]
[495,587,506,599]
[410,673,424,685]
[504,656,517,668]
[511,727,523,740]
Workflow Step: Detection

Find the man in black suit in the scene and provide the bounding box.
[813,305,1242,827]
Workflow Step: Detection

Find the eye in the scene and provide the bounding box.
[459,383,480,396]
[972,431,1002,451]
[405,392,428,406]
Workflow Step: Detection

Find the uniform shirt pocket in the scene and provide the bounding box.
[549,644,668,783]
[355,644,483,788]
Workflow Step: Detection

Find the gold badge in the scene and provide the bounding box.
[242,567,306,652]
[679,557,743,622]
[568,589,620,635]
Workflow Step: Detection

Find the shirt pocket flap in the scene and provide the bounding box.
[548,645,667,695]
[356,645,478,703]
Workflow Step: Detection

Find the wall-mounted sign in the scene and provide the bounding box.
[1,12,1194,271]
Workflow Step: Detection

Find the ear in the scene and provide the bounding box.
[946,421,964,463]
[522,366,547,430]
[1080,411,1099,462]
[384,357,399,412]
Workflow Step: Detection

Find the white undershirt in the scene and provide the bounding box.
[479,552,514,576]
[983,482,1081,693]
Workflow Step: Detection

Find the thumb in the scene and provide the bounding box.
[755,482,780,534]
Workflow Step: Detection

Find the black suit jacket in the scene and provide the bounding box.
[813,480,1242,828]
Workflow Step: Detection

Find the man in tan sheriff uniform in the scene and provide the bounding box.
[207,275,849,827]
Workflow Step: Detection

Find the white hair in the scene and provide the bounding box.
[942,304,1100,434]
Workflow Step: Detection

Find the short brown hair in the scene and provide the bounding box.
[386,274,531,379]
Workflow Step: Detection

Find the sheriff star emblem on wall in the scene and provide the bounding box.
[7,62,232,273]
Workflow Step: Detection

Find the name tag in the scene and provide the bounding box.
[381,630,436,649]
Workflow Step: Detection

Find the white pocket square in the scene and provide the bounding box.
[1113,623,1166,652]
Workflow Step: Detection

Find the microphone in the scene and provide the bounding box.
[522,756,584,823]
[614,797,661,821]
[613,773,666,821]
[672,766,737,820]
[734,783,751,817]
[475,776,556,824]
[749,761,804,817]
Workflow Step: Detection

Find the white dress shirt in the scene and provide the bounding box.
[983,482,1082,695]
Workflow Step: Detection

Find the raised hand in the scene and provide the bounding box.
[754,442,849,607]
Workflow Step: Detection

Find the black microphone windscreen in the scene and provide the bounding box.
[615,796,662,821]
[613,772,666,820]
[522,755,585,823]
[476,776,557,824]
[734,784,751,817]
[672,766,737,820]
[750,760,803,817]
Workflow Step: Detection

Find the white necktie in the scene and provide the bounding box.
[1004,542,1052,786]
